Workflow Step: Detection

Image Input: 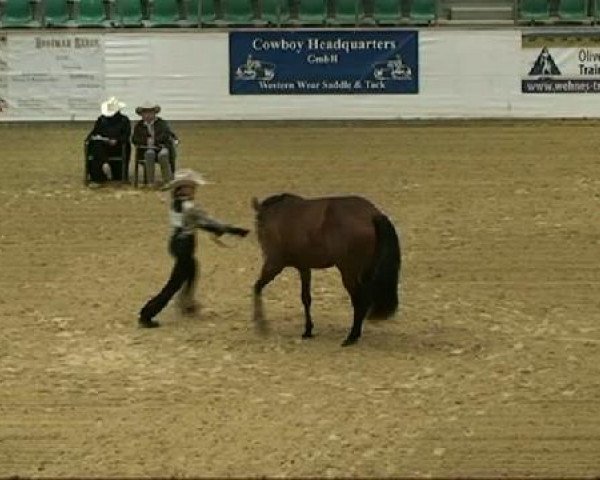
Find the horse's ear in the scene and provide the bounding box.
[251,197,261,211]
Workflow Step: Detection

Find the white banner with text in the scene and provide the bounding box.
[0,33,104,119]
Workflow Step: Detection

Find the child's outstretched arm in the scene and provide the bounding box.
[185,207,249,237]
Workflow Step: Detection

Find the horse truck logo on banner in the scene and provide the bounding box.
[229,31,418,95]
[522,38,600,94]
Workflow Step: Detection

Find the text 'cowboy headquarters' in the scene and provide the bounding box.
[251,37,398,64]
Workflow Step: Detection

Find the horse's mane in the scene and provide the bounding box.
[260,193,302,209]
[253,194,302,233]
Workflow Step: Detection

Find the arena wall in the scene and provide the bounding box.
[1,28,600,121]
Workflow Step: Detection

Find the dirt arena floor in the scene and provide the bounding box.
[0,120,599,478]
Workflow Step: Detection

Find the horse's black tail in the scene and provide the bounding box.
[367,214,401,319]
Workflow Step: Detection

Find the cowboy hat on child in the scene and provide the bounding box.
[136,101,161,115]
[101,97,126,117]
[161,169,209,191]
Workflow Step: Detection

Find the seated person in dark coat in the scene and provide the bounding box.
[86,97,131,183]
[132,101,178,187]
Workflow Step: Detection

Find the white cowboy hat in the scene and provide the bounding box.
[135,101,161,115]
[101,96,125,117]
[161,169,210,191]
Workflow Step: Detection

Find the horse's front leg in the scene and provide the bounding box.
[253,260,283,332]
[299,268,314,339]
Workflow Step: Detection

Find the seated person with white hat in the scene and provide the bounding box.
[132,101,178,188]
[86,96,131,184]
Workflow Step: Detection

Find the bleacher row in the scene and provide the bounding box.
[0,0,437,27]
[521,0,600,23]
[0,0,598,28]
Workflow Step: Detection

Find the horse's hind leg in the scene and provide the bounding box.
[298,268,314,339]
[340,268,372,347]
[343,289,370,347]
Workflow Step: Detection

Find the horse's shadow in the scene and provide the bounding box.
[252,306,489,357]
[368,322,489,356]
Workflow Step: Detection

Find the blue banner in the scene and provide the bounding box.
[229,30,419,95]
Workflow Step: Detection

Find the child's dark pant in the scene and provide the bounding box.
[140,234,197,321]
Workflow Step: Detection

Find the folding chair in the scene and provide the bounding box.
[83,139,129,185]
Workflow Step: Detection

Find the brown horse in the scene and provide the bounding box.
[252,193,401,346]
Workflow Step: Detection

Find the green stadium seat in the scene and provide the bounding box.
[372,0,400,24]
[358,0,375,24]
[221,0,255,24]
[44,0,74,26]
[117,0,143,25]
[146,0,182,26]
[408,0,436,23]
[519,0,550,22]
[558,0,588,21]
[260,0,285,25]
[180,0,198,23]
[0,0,42,27]
[76,0,112,27]
[289,0,325,24]
[199,0,217,25]
[326,0,359,25]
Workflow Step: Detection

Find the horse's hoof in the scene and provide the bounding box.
[301,332,314,339]
[341,337,358,347]
[139,317,160,329]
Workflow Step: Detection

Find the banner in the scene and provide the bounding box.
[3,30,600,121]
[522,34,600,94]
[229,30,419,95]
[1,33,105,119]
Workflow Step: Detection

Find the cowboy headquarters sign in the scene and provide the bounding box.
[229,30,419,95]
[522,34,600,94]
